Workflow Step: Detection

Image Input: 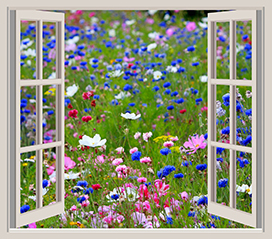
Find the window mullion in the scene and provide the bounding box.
[36,19,43,209]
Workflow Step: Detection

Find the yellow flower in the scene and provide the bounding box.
[44,88,56,96]
[22,163,28,167]
[30,155,35,159]
[110,59,116,64]
[153,135,175,143]
[171,146,181,153]
[69,222,77,226]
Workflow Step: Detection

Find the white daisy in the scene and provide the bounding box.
[66,84,78,97]
[79,134,107,148]
[121,112,141,120]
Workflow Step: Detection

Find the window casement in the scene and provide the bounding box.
[207,10,262,228]
[9,10,65,228]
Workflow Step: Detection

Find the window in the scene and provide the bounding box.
[3,4,268,238]
[207,10,262,228]
[9,10,65,228]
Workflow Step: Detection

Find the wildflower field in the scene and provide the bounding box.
[19,10,253,229]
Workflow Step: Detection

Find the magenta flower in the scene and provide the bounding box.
[112,158,123,166]
[27,222,37,229]
[180,191,189,201]
[140,157,151,164]
[183,134,207,154]
[64,156,76,171]
[186,21,197,32]
[130,147,138,154]
[137,177,147,183]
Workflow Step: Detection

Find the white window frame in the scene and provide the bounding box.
[207,10,262,228]
[2,2,271,239]
[9,10,65,228]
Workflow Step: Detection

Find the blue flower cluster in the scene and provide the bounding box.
[131,151,142,161]
[157,165,176,179]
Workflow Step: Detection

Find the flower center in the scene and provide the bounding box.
[196,144,199,148]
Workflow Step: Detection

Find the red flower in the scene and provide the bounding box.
[92,184,101,190]
[180,109,187,114]
[91,100,96,107]
[79,135,83,139]
[67,103,73,109]
[68,109,78,118]
[128,63,134,68]
[82,116,92,122]
[82,92,91,100]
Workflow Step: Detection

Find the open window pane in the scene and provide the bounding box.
[20,21,36,80]
[42,147,56,207]
[216,148,230,206]
[216,22,230,79]
[20,86,36,147]
[236,86,252,147]
[43,22,56,79]
[236,151,252,213]
[216,85,230,144]
[43,85,56,144]
[236,20,252,80]
[20,151,36,214]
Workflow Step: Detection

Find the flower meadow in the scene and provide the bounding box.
[19,10,253,229]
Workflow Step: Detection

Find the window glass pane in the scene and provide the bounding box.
[20,21,36,80]
[216,85,230,144]
[236,86,252,147]
[236,20,252,80]
[43,147,56,206]
[43,85,56,144]
[20,86,36,147]
[216,148,230,206]
[236,151,252,213]
[43,22,56,79]
[216,21,230,79]
[20,151,36,214]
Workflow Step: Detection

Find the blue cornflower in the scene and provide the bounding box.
[204,133,208,140]
[182,161,192,167]
[83,187,94,195]
[218,178,228,188]
[160,148,171,155]
[192,62,199,66]
[187,46,195,52]
[167,105,174,110]
[111,194,119,200]
[128,103,135,107]
[152,86,160,92]
[221,126,230,134]
[171,91,179,97]
[47,110,54,116]
[163,82,171,88]
[77,196,86,203]
[174,173,184,179]
[196,164,207,171]
[195,98,203,105]
[217,157,224,162]
[176,98,184,104]
[131,151,142,161]
[166,216,173,225]
[157,165,176,179]
[197,196,208,206]
[77,181,88,187]
[241,135,252,146]
[245,109,252,116]
[42,179,48,188]
[123,84,133,91]
[222,93,230,106]
[188,211,195,217]
[219,36,226,42]
[216,147,225,155]
[20,205,30,214]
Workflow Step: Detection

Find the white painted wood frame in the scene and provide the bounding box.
[208,10,262,228]
[10,10,65,228]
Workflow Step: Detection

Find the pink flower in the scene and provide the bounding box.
[77,157,86,163]
[154,179,170,197]
[123,56,135,62]
[89,12,95,17]
[130,147,138,154]
[143,132,152,142]
[115,165,127,173]
[183,134,207,154]
[166,28,174,37]
[140,157,151,163]
[112,158,123,166]
[137,177,147,183]
[64,156,76,170]
[163,141,174,148]
[201,106,208,112]
[81,200,90,207]
[27,222,37,228]
[70,205,77,211]
[179,191,189,201]
[46,164,55,175]
[146,18,154,24]
[95,155,105,164]
[115,147,124,154]
[170,136,179,142]
[186,21,197,32]
[73,132,78,138]
[134,132,141,140]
